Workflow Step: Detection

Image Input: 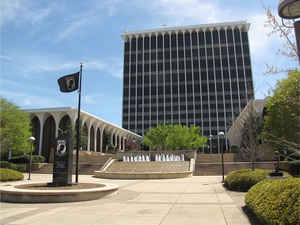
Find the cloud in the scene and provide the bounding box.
[0,0,54,27]
[0,55,12,61]
[55,17,91,42]
[17,56,123,79]
[0,90,64,108]
[84,93,104,105]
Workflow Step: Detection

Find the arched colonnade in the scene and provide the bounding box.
[25,107,142,162]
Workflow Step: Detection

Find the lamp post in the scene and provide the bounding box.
[28,136,36,180]
[209,135,213,154]
[278,0,300,64]
[218,131,225,183]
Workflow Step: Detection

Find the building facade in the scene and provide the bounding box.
[121,21,254,149]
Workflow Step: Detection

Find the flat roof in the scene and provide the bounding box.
[122,21,250,40]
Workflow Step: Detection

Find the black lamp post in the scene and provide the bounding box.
[218,131,225,183]
[28,136,36,180]
[278,0,300,63]
[209,135,213,154]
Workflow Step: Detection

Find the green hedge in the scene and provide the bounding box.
[245,178,300,225]
[289,160,300,176]
[224,169,271,192]
[9,155,45,164]
[0,161,27,172]
[0,168,24,182]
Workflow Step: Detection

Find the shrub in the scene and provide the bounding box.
[9,154,45,164]
[0,161,17,170]
[0,168,24,181]
[15,164,27,172]
[289,160,300,176]
[224,169,270,192]
[245,178,300,225]
[0,161,27,172]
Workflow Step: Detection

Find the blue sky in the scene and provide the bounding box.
[1,0,298,126]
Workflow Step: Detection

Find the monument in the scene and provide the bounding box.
[49,134,73,186]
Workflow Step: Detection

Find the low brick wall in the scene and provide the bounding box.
[193,162,275,176]
[196,153,235,163]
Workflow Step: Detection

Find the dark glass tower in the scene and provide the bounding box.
[121,21,254,150]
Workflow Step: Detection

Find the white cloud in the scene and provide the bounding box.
[0,55,12,61]
[0,0,54,27]
[0,90,64,108]
[85,93,104,105]
[55,17,91,42]
[18,56,123,79]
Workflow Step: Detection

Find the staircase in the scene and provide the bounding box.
[106,161,190,173]
[32,153,113,175]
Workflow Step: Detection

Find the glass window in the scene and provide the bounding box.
[205,31,212,44]
[234,28,241,43]
[212,30,219,44]
[178,33,183,47]
[171,34,176,47]
[151,35,156,49]
[226,29,233,44]
[164,34,170,48]
[157,35,163,48]
[131,38,136,51]
[184,32,191,46]
[191,31,198,45]
[144,36,149,49]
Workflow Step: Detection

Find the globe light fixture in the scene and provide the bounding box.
[278,0,300,19]
[278,0,300,64]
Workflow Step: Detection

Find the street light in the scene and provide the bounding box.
[278,0,300,63]
[28,136,36,180]
[218,131,225,183]
[208,135,213,154]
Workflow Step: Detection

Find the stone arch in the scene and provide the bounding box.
[82,122,88,150]
[90,125,95,151]
[58,114,72,137]
[31,116,40,155]
[96,127,101,152]
[42,115,56,163]
[102,128,110,153]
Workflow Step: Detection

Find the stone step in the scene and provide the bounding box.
[193,162,275,176]
[105,161,190,173]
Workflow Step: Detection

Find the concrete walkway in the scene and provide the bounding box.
[0,174,251,225]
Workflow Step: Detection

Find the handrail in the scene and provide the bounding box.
[100,157,113,171]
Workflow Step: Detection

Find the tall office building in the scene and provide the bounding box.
[121,21,254,144]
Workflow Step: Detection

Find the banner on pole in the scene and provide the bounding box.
[57,72,80,92]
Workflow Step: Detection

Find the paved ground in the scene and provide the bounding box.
[0,174,251,225]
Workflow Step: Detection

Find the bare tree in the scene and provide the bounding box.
[264,7,298,74]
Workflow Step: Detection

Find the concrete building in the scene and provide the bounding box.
[25,107,142,162]
[121,21,254,151]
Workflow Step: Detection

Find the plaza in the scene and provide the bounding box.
[0,174,251,225]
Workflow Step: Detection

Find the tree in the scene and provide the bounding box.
[144,124,207,151]
[0,98,32,158]
[264,7,299,74]
[144,124,171,150]
[263,71,300,159]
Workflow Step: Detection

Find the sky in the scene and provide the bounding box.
[1,0,298,127]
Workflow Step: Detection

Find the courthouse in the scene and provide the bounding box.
[121,21,254,148]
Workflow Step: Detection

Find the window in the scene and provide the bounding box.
[205,31,212,44]
[131,38,136,51]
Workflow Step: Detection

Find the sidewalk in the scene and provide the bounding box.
[0,174,251,225]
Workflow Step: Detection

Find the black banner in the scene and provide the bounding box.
[57,72,79,93]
